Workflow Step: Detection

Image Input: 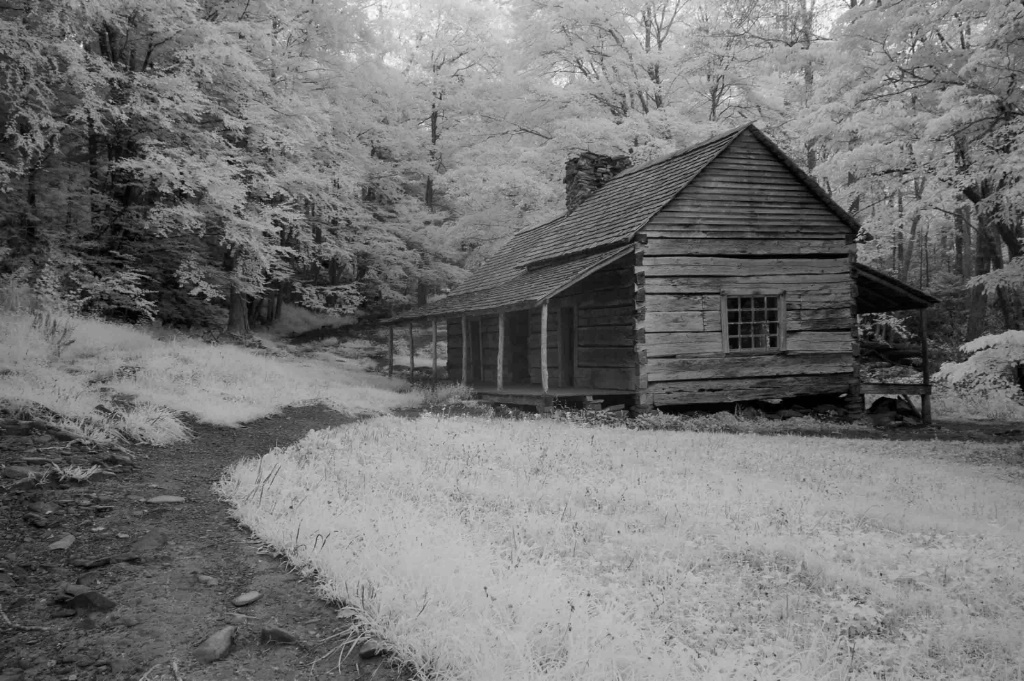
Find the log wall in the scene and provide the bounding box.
[638,129,857,405]
[444,257,637,391]
[530,257,637,390]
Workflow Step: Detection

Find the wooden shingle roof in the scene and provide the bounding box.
[388,123,860,322]
[390,245,635,320]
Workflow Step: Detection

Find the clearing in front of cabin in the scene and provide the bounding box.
[219,416,1024,681]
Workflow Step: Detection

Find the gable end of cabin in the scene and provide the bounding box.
[636,129,859,406]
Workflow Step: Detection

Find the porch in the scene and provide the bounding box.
[471,384,637,413]
[854,264,940,425]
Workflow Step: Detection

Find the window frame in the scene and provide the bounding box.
[719,290,787,354]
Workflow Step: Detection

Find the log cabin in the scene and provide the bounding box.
[386,123,939,419]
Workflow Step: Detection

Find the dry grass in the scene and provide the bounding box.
[0,311,420,444]
[220,416,1024,681]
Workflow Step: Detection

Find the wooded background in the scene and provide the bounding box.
[1,0,1020,362]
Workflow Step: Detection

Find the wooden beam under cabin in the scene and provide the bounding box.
[919,308,932,425]
[431,319,438,386]
[461,315,469,386]
[497,312,505,390]
[388,326,394,378]
[540,301,549,393]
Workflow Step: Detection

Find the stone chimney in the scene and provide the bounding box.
[564,152,632,213]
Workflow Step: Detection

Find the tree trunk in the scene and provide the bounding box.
[966,213,1001,341]
[247,295,263,328]
[88,114,100,232]
[226,289,250,336]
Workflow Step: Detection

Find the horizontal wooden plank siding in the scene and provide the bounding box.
[786,331,853,354]
[647,353,853,382]
[521,259,638,391]
[645,331,723,357]
[646,274,853,295]
[636,128,857,406]
[644,237,851,257]
[577,305,634,326]
[643,312,711,333]
[649,374,854,405]
[641,257,849,277]
[557,260,637,390]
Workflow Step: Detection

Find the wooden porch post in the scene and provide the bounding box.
[461,315,468,386]
[497,312,505,390]
[431,319,438,387]
[540,301,549,393]
[408,322,415,381]
[920,308,932,425]
[388,325,394,378]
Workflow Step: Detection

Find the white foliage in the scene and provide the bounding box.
[934,331,1024,409]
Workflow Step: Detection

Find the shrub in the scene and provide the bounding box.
[933,331,1024,420]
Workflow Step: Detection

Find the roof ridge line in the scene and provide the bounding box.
[612,122,752,181]
[616,123,751,242]
[514,124,751,268]
[743,126,860,235]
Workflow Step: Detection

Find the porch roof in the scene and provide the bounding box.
[854,263,939,313]
[384,244,635,323]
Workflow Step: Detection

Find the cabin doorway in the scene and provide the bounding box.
[506,310,530,384]
[468,319,483,383]
[558,306,576,387]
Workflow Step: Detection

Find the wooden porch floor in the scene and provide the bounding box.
[472,384,634,397]
[470,384,636,410]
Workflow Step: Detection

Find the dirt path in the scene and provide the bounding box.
[0,405,403,681]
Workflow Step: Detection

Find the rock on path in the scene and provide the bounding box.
[47,534,75,551]
[194,625,236,663]
[231,591,261,607]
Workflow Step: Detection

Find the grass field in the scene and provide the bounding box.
[220,416,1024,681]
[0,311,421,444]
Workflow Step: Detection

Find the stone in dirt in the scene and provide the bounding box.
[259,626,299,645]
[144,495,185,504]
[231,591,261,607]
[129,530,168,553]
[76,571,102,587]
[71,557,110,569]
[48,534,75,551]
[103,452,134,466]
[26,501,59,515]
[2,466,40,480]
[66,591,116,614]
[24,513,52,528]
[60,583,93,597]
[358,640,389,659]
[0,572,16,593]
[195,574,219,586]
[194,625,236,663]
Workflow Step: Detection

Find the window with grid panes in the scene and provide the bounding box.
[725,295,782,351]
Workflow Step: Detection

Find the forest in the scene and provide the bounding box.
[1,0,1021,363]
